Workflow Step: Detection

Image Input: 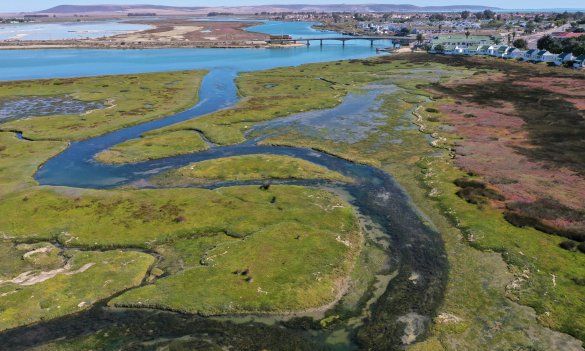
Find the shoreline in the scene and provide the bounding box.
[0,40,305,50]
[0,19,304,50]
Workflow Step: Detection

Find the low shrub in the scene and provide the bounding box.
[559,240,576,250]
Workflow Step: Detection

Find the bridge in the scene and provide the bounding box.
[266,36,417,47]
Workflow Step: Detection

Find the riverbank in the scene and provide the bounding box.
[0,19,303,50]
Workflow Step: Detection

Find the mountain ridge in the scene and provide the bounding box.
[39,3,501,14]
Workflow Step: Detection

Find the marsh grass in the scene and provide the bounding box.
[0,249,154,331]
[95,130,209,164]
[0,70,206,141]
[150,154,352,186]
[111,218,361,314]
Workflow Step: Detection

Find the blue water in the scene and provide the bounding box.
[0,21,391,81]
[246,20,340,39]
[0,21,151,41]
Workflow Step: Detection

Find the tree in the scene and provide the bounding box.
[507,33,512,45]
[429,13,446,22]
[398,27,411,36]
[416,33,424,44]
[438,24,443,33]
[537,34,566,53]
[434,44,445,53]
[483,9,496,20]
[512,31,517,40]
[465,30,471,39]
[493,37,502,45]
[537,35,555,50]
[461,10,470,19]
[525,21,536,34]
[513,38,528,49]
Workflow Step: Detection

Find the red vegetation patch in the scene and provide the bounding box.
[434,72,585,240]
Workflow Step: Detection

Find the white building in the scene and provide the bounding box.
[536,50,557,63]
[555,52,574,66]
[574,54,585,68]
[524,49,538,61]
[505,47,525,59]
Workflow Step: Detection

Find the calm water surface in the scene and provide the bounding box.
[0,21,390,81]
[0,21,150,41]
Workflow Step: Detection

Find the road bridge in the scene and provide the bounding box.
[266,36,417,47]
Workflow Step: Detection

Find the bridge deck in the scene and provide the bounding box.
[267,36,416,42]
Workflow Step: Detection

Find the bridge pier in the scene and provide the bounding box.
[341,39,346,47]
[305,40,310,46]
[370,39,374,47]
[320,39,323,47]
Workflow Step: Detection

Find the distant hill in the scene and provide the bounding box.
[42,5,205,13]
[39,3,500,15]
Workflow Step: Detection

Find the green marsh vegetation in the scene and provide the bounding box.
[97,59,404,161]
[0,70,206,141]
[150,154,352,186]
[0,186,361,318]
[95,130,209,164]
[0,132,66,197]
[83,56,584,348]
[0,246,154,332]
[0,70,362,332]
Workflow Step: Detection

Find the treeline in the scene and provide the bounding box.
[538,34,585,56]
[207,12,234,17]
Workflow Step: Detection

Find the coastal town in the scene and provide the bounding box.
[294,10,585,68]
[0,8,584,67]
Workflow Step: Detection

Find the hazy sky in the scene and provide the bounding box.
[1,0,584,13]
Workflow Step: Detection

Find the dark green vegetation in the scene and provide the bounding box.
[150,154,352,186]
[537,33,585,55]
[0,70,206,141]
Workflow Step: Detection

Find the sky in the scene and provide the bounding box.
[0,0,584,13]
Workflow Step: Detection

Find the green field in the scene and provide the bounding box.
[151,154,352,186]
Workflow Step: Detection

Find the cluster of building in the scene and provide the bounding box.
[429,34,585,68]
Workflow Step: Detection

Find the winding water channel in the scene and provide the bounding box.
[0,21,446,350]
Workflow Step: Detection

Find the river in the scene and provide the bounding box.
[0,21,446,351]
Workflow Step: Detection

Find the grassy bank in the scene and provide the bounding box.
[95,130,209,164]
[150,154,352,186]
[0,132,66,197]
